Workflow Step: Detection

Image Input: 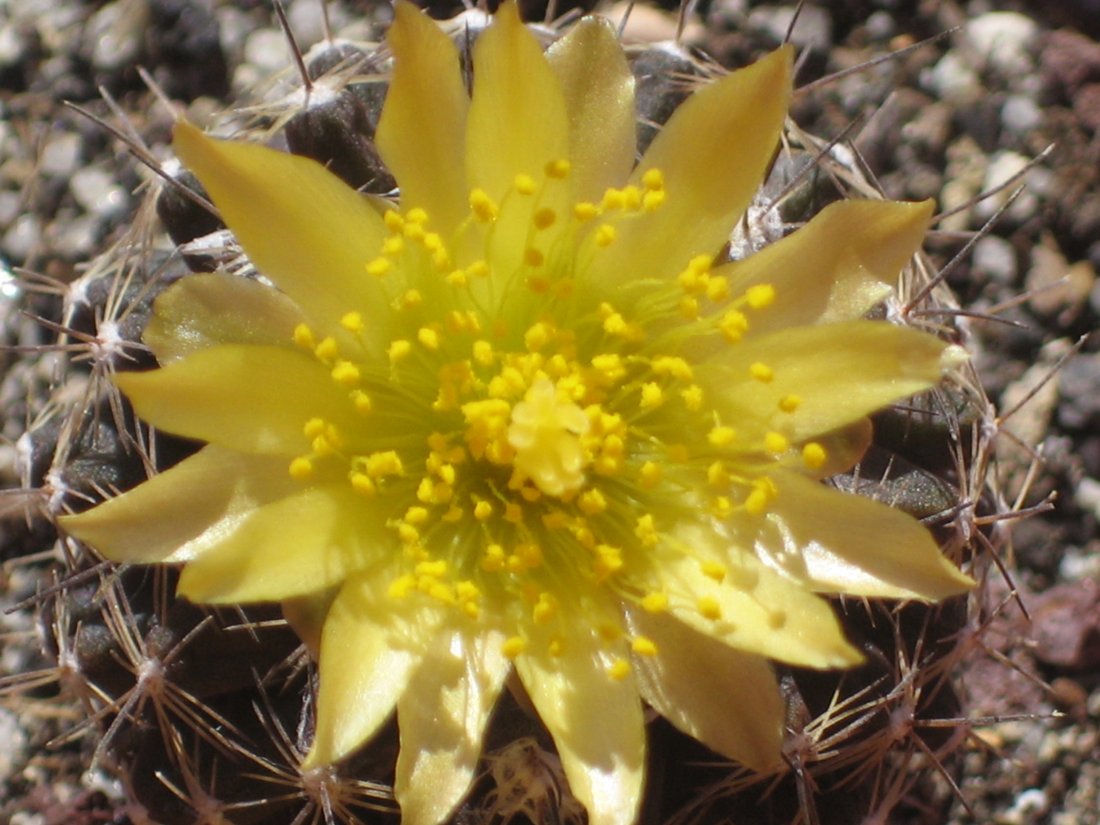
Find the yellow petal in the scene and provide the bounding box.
[377,1,469,237]
[750,470,974,600]
[59,445,298,564]
[173,121,387,347]
[719,199,935,335]
[465,0,569,200]
[176,485,387,603]
[546,16,635,202]
[627,608,783,770]
[588,46,792,288]
[282,589,337,659]
[395,628,510,825]
[305,574,438,768]
[115,344,357,454]
[513,634,645,825]
[708,320,949,443]
[647,524,863,669]
[144,273,305,364]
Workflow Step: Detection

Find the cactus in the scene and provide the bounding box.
[1,3,1017,824]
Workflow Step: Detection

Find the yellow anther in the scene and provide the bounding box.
[595,223,617,247]
[481,543,505,572]
[706,276,730,302]
[473,500,493,521]
[415,559,447,578]
[573,202,599,221]
[640,383,663,408]
[764,431,790,454]
[404,222,425,241]
[417,327,440,351]
[437,464,456,485]
[639,461,661,488]
[514,174,537,195]
[744,479,776,516]
[652,356,693,381]
[621,186,642,211]
[406,207,428,225]
[594,544,624,579]
[288,456,313,480]
[331,360,360,387]
[697,596,722,620]
[779,394,802,413]
[469,188,498,222]
[293,323,315,349]
[634,514,658,547]
[365,450,404,478]
[642,168,665,191]
[701,560,727,582]
[591,353,626,383]
[532,592,557,624]
[642,189,666,211]
[631,636,658,657]
[502,636,526,659]
[398,522,419,544]
[388,574,415,598]
[578,488,608,515]
[603,311,627,336]
[303,417,326,439]
[388,339,411,363]
[711,495,733,518]
[524,322,551,352]
[601,188,625,210]
[383,210,404,231]
[314,336,339,362]
[523,248,545,267]
[382,235,404,255]
[402,289,423,309]
[403,507,428,526]
[708,425,736,447]
[545,159,571,179]
[340,312,364,333]
[349,472,376,497]
[707,461,729,486]
[533,208,557,229]
[366,257,392,278]
[607,658,631,681]
[749,362,774,383]
[473,340,494,367]
[446,270,468,287]
[802,442,828,469]
[422,232,443,253]
[467,260,490,279]
[679,296,699,320]
[681,385,703,410]
[641,592,669,613]
[719,310,748,341]
[746,283,776,309]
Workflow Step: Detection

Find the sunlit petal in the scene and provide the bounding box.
[627,608,783,770]
[59,445,299,564]
[546,16,636,202]
[750,470,974,599]
[143,272,305,363]
[377,1,469,237]
[115,344,358,454]
[395,627,510,825]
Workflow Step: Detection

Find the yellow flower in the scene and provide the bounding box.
[60,3,973,823]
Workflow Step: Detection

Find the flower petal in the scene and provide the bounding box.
[173,122,387,346]
[115,344,357,454]
[643,525,863,669]
[305,575,439,768]
[143,273,305,364]
[59,445,298,564]
[177,484,389,603]
[588,46,792,288]
[466,1,569,200]
[750,470,974,600]
[627,608,783,771]
[546,16,635,202]
[707,320,949,443]
[395,627,510,825]
[719,199,935,335]
[377,1,469,237]
[513,636,645,825]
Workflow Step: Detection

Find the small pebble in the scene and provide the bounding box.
[967,12,1040,78]
[972,235,1018,284]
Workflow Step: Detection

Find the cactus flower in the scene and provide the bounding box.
[61,3,972,823]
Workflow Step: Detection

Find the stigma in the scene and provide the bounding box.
[507,374,591,496]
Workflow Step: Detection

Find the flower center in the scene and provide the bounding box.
[506,375,591,497]
[282,161,827,675]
